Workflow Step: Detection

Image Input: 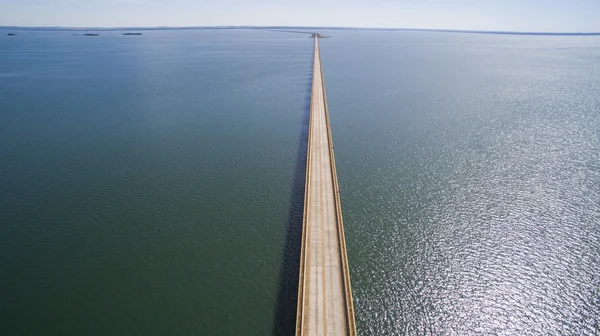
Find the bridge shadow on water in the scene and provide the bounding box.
[271,76,312,336]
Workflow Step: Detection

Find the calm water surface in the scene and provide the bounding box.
[1,29,312,335]
[1,29,599,335]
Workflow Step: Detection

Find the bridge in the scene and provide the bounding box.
[295,37,357,336]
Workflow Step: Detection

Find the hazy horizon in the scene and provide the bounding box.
[1,0,599,33]
[2,25,600,36]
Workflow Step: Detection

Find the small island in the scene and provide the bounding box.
[123,33,143,36]
[73,33,100,36]
[310,33,330,38]
[7,33,17,36]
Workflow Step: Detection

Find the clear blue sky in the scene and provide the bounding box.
[1,0,599,32]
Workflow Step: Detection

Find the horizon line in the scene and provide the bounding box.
[2,25,600,36]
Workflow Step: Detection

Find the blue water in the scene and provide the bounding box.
[1,29,599,335]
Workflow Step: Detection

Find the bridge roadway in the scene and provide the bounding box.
[295,37,356,336]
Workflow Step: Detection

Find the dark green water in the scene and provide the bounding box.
[1,30,312,335]
[1,29,599,335]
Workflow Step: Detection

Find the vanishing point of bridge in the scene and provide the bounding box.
[295,36,357,336]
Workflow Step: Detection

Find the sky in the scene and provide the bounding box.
[1,0,599,32]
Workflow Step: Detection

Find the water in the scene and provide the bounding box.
[1,29,599,335]
[0,29,312,335]
[319,31,600,335]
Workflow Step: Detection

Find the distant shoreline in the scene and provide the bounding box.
[1,25,600,36]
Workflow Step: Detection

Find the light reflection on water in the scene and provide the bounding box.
[0,29,599,335]
[322,31,600,335]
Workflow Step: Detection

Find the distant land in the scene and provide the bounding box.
[1,26,600,36]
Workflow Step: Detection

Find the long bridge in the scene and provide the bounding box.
[295,36,357,336]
